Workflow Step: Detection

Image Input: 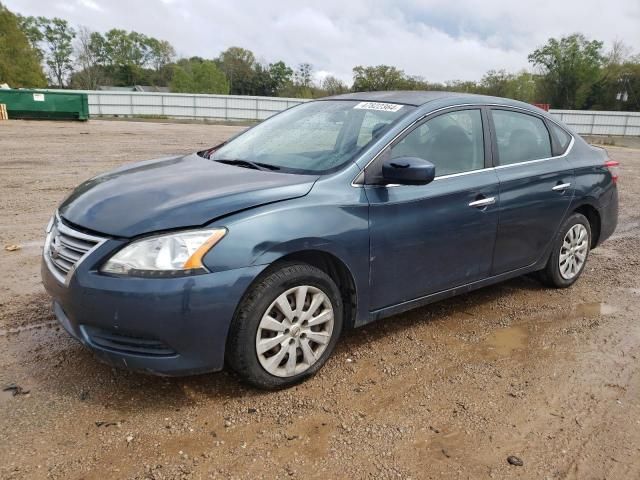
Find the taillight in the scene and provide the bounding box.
[605,160,620,185]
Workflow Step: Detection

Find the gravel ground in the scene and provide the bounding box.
[1,119,639,480]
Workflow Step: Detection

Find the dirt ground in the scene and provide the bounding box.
[1,119,639,480]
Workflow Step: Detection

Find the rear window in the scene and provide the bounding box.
[548,121,572,154]
[492,110,552,165]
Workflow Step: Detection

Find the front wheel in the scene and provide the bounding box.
[226,263,343,389]
[538,212,591,288]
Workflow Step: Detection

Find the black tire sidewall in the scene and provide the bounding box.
[227,263,343,389]
[545,213,591,288]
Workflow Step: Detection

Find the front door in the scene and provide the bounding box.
[365,108,500,311]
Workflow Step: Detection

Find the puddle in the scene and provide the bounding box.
[476,302,617,358]
[573,302,617,316]
[483,325,528,356]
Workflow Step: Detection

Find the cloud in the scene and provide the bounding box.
[6,0,640,84]
[77,0,103,11]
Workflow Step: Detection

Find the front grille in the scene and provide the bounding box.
[82,325,176,356]
[45,215,105,284]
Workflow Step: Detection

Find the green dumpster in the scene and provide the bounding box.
[0,89,89,120]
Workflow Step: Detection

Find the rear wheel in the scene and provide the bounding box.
[538,212,591,288]
[226,263,343,389]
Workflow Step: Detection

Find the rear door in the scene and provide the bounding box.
[489,108,575,274]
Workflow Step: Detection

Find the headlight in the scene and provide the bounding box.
[101,228,227,277]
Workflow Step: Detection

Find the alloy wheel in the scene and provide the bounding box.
[256,285,334,377]
[559,224,589,280]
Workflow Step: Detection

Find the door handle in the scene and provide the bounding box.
[552,182,571,192]
[468,197,496,208]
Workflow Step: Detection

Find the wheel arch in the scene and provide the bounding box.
[267,250,358,330]
[572,202,601,248]
[230,247,360,334]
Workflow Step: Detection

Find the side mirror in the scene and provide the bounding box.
[382,157,436,185]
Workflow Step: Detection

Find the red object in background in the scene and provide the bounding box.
[533,103,550,111]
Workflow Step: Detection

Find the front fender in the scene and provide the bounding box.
[201,178,371,325]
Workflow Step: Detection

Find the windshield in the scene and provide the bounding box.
[210,100,414,174]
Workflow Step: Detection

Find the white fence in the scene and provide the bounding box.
[46,90,640,136]
[81,90,308,121]
[549,110,640,137]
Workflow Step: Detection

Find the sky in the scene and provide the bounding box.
[6,0,640,84]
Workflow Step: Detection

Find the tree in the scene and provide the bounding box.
[169,65,192,92]
[281,62,314,97]
[321,75,348,95]
[504,71,537,103]
[528,34,604,109]
[100,29,164,85]
[294,63,313,88]
[104,29,147,67]
[445,79,481,93]
[192,60,229,94]
[170,58,229,94]
[479,69,512,97]
[15,13,43,58]
[218,47,256,95]
[0,4,47,87]
[72,29,176,87]
[605,40,632,67]
[268,61,293,95]
[18,15,76,87]
[35,17,76,87]
[146,37,175,72]
[352,65,406,91]
[398,75,441,91]
[72,27,104,89]
[614,62,640,111]
[588,42,640,111]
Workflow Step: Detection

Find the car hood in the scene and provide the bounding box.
[59,153,318,238]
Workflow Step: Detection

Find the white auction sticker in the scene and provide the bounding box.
[353,101,403,112]
[33,93,45,102]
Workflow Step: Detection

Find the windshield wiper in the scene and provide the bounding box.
[214,159,280,171]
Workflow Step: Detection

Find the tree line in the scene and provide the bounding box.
[1,3,638,110]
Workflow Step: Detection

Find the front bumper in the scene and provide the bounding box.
[42,244,266,376]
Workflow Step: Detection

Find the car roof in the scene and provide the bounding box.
[323,90,536,111]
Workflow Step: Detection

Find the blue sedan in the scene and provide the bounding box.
[42,91,619,388]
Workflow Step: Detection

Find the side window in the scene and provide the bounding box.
[390,109,485,177]
[491,110,552,165]
[548,121,572,154]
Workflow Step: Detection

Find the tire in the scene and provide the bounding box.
[538,212,591,288]
[226,262,343,389]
